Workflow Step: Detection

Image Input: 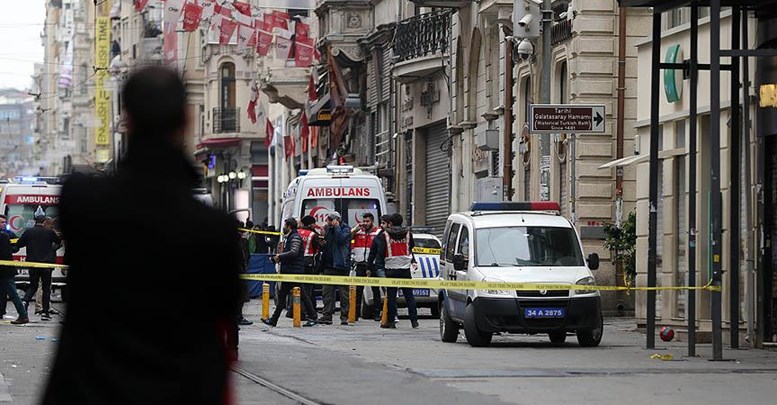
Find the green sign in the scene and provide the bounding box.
[664,44,683,103]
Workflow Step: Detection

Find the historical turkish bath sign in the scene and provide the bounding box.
[529,104,606,134]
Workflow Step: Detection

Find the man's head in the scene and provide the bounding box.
[122,66,188,146]
[34,215,46,225]
[391,213,404,227]
[380,214,393,229]
[361,213,374,230]
[283,217,298,234]
[245,219,254,229]
[0,215,6,229]
[301,215,316,228]
[326,211,341,227]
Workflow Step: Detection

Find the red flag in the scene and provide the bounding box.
[233,1,252,16]
[215,3,233,18]
[246,28,257,48]
[163,22,177,68]
[247,84,258,124]
[265,119,274,148]
[310,126,318,148]
[294,37,315,68]
[182,2,203,32]
[271,11,290,34]
[134,0,149,12]
[295,21,310,39]
[256,29,272,56]
[300,112,309,153]
[219,19,238,45]
[284,134,295,159]
[307,72,318,102]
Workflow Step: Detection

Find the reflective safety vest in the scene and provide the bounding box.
[384,232,412,270]
[351,227,381,263]
[298,228,318,257]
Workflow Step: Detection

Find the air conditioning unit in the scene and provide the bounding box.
[475,177,504,202]
[476,128,500,151]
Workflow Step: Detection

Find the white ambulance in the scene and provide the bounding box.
[281,166,388,228]
[0,177,65,291]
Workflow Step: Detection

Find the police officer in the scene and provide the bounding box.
[380,213,419,329]
[298,215,320,322]
[351,213,381,321]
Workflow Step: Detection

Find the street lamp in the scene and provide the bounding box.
[229,171,237,180]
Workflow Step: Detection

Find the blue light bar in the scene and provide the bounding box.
[299,170,309,176]
[470,201,561,212]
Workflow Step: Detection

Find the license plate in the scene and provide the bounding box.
[524,308,566,319]
[18,269,28,276]
[398,289,430,297]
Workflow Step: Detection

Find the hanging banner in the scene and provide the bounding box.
[247,82,258,124]
[275,35,293,61]
[219,18,238,45]
[295,20,310,39]
[256,29,273,56]
[294,37,314,68]
[233,1,252,16]
[163,22,178,67]
[134,0,150,13]
[58,41,74,88]
[95,16,111,147]
[163,0,185,23]
[233,10,253,27]
[200,0,216,20]
[300,112,309,153]
[182,1,203,32]
[236,24,254,52]
[271,11,290,35]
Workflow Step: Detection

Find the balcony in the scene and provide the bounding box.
[409,0,473,7]
[551,18,573,46]
[213,107,240,134]
[392,10,452,83]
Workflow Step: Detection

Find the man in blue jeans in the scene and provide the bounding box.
[318,212,351,325]
[0,215,28,324]
[379,213,419,329]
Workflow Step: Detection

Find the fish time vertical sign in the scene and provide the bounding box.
[95,16,111,147]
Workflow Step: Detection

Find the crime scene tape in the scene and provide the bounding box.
[239,227,283,236]
[0,260,68,269]
[240,273,721,292]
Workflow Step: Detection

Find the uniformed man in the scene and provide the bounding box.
[350,213,381,321]
[380,213,419,329]
[298,215,320,323]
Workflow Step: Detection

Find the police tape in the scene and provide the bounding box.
[0,260,67,270]
[412,247,441,255]
[240,273,722,292]
[238,227,283,236]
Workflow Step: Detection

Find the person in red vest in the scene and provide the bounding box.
[350,213,382,321]
[380,213,419,329]
[298,215,321,324]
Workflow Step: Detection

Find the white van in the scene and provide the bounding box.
[0,177,65,290]
[281,166,387,227]
[438,202,603,347]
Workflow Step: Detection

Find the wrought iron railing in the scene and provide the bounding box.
[393,10,452,62]
[213,107,240,133]
[551,19,573,46]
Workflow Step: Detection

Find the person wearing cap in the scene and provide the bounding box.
[16,214,61,321]
[298,215,321,321]
[318,211,351,325]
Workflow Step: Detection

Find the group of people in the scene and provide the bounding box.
[0,214,62,325]
[261,211,420,329]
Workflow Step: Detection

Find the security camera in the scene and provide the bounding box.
[514,38,534,59]
[517,14,533,28]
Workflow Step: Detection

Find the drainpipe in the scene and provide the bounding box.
[616,7,628,226]
[504,35,514,201]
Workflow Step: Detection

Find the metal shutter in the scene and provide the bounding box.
[425,122,450,237]
[675,156,687,318]
[381,46,391,102]
[559,160,568,217]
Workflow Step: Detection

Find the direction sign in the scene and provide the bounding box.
[529,104,606,134]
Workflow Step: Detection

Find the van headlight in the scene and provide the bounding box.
[481,289,511,296]
[575,276,598,294]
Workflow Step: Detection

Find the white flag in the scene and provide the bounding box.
[275,35,292,61]
[236,24,253,52]
[233,10,253,27]
[163,0,185,23]
[200,0,216,20]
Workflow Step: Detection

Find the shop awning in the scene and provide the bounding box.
[598,154,648,169]
[618,1,777,11]
[195,137,242,150]
[307,93,332,127]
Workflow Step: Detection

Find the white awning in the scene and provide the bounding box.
[598,154,648,169]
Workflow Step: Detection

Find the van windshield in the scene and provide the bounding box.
[302,198,381,227]
[5,204,60,238]
[475,226,583,267]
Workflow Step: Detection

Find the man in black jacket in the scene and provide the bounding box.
[0,215,28,324]
[17,215,61,321]
[41,67,241,405]
[263,218,317,327]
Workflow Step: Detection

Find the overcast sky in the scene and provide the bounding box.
[0,0,45,91]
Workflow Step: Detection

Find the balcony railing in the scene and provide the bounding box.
[551,19,573,46]
[213,107,240,133]
[393,10,452,63]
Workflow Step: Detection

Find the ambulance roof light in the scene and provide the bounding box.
[470,201,561,213]
[326,165,355,174]
[299,170,309,176]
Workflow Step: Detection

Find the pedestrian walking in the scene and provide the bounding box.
[366,214,393,321]
[351,213,381,321]
[0,215,28,325]
[17,215,60,321]
[262,218,317,327]
[318,212,351,325]
[379,213,419,329]
[41,66,241,405]
[238,226,253,326]
[298,215,321,320]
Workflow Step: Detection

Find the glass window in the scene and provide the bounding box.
[445,223,460,262]
[414,237,441,249]
[301,198,381,228]
[456,226,470,266]
[5,204,60,237]
[475,226,583,267]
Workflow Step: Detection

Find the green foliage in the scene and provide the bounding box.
[603,211,637,281]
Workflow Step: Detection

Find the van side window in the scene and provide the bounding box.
[445,223,460,262]
[456,226,470,268]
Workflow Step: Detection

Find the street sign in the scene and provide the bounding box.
[529,104,606,134]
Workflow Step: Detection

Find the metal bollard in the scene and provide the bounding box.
[292,287,301,327]
[380,293,389,326]
[348,285,357,323]
[261,283,270,320]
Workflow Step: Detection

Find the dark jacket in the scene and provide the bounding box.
[277,229,304,274]
[16,224,60,263]
[42,137,241,405]
[367,229,386,271]
[323,223,351,273]
[0,232,15,278]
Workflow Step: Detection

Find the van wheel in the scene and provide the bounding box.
[576,315,604,347]
[464,304,492,347]
[440,302,459,343]
[549,331,567,345]
[430,303,440,318]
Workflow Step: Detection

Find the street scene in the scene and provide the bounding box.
[1,0,777,404]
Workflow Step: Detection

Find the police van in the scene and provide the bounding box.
[438,202,603,347]
[0,177,65,291]
[281,166,387,227]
